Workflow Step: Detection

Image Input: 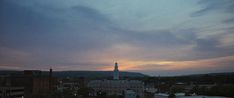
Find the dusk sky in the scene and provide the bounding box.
[1,0,234,76]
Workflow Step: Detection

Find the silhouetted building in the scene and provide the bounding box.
[0,87,24,98]
[24,70,41,76]
[23,69,57,97]
[113,62,119,80]
[0,75,24,98]
[124,90,137,98]
[0,68,57,98]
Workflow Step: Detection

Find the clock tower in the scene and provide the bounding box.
[113,62,119,80]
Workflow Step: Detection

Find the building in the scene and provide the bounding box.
[57,81,79,91]
[113,62,119,80]
[23,68,57,97]
[0,75,24,98]
[154,93,168,98]
[88,62,144,98]
[88,79,144,96]
[0,68,57,98]
[0,87,24,98]
[124,90,137,98]
[0,74,25,98]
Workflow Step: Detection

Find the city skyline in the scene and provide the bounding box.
[1,0,234,76]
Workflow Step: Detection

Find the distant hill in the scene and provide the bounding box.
[182,72,234,77]
[1,70,233,78]
[53,71,148,78]
[0,70,148,78]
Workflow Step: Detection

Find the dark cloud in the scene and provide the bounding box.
[102,25,234,61]
[116,28,234,61]
[190,7,214,17]
[71,6,110,25]
[226,3,234,13]
[191,0,234,17]
[112,28,196,48]
[194,38,220,52]
[190,34,234,60]
[0,0,64,49]
[0,0,115,50]
[0,0,116,68]
[189,0,234,61]
[223,18,234,24]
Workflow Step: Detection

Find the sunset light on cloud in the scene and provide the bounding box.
[1,0,234,76]
[100,55,234,75]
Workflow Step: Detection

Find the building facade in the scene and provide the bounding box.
[88,62,144,98]
[0,87,24,98]
[124,90,137,98]
[0,68,57,98]
[23,69,57,97]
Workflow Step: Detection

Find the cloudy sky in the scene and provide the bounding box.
[1,0,234,76]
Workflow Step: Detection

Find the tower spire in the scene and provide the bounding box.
[114,62,118,71]
[113,62,119,80]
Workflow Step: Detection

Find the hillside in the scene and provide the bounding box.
[0,70,148,78]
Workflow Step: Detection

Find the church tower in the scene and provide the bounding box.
[113,62,119,80]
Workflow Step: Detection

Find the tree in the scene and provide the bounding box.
[77,87,93,98]
[97,91,107,98]
[168,93,175,98]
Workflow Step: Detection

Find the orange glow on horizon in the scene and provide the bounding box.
[98,56,234,71]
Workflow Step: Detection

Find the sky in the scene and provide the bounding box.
[1,0,234,76]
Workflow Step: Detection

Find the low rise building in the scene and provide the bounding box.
[0,87,24,98]
[88,79,144,97]
[0,68,57,98]
[124,90,137,98]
